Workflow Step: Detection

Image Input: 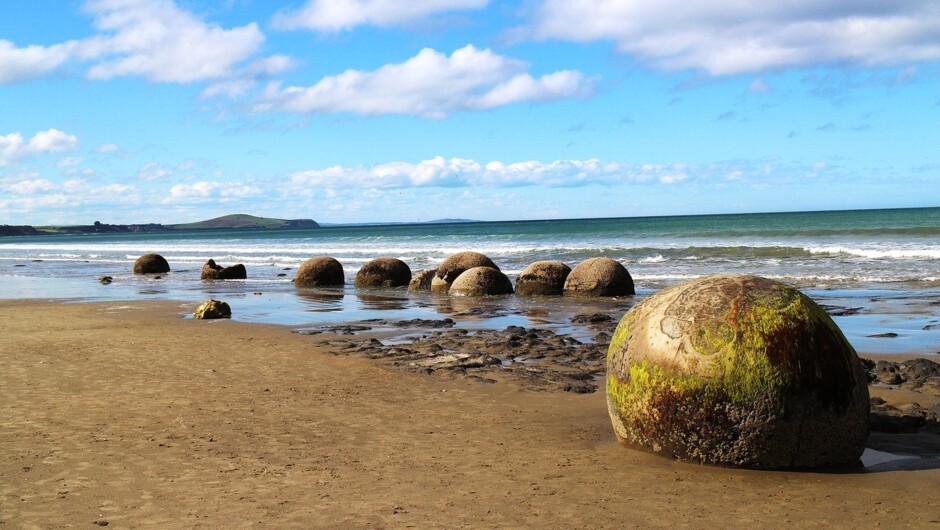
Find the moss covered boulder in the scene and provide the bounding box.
[355,258,412,288]
[201,259,247,280]
[408,268,437,292]
[133,253,170,274]
[606,275,869,469]
[431,252,499,293]
[193,299,231,319]
[449,267,514,296]
[563,257,634,297]
[295,257,345,288]
[515,260,571,296]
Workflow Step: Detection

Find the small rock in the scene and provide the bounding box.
[193,300,231,319]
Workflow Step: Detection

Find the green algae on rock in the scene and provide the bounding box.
[606,275,869,469]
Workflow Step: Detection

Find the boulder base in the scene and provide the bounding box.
[408,269,437,292]
[606,275,869,469]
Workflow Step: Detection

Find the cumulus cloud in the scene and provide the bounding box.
[272,0,488,31]
[0,39,77,84]
[3,0,278,85]
[0,129,78,167]
[256,45,589,118]
[95,143,120,153]
[137,162,172,181]
[287,156,699,189]
[526,1,940,75]
[83,0,265,82]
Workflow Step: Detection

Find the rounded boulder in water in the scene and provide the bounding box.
[295,257,345,288]
[563,257,634,297]
[355,257,412,288]
[408,268,437,292]
[449,266,514,296]
[606,275,869,469]
[515,260,571,296]
[431,252,498,294]
[133,253,170,274]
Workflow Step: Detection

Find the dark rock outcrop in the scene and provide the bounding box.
[201,259,247,280]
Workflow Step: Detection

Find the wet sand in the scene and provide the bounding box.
[2,300,940,528]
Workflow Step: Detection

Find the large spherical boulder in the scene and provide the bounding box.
[564,257,634,297]
[449,267,514,296]
[355,258,412,288]
[431,252,499,293]
[133,253,170,274]
[294,257,345,288]
[516,260,571,296]
[201,259,247,280]
[193,299,231,319]
[606,275,869,469]
[408,269,437,292]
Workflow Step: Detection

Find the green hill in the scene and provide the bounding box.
[170,214,320,230]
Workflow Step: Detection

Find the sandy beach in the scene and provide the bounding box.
[2,299,939,528]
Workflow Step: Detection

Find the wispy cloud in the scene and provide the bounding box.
[256,45,590,118]
[271,0,488,31]
[525,1,940,75]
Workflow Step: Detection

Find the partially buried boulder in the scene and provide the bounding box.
[431,252,499,293]
[606,275,869,469]
[563,257,634,297]
[295,257,345,288]
[355,257,411,288]
[133,253,170,274]
[515,260,571,296]
[193,299,231,319]
[408,269,437,292]
[201,259,247,280]
[449,266,514,296]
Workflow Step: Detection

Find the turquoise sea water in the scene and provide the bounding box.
[2,207,939,354]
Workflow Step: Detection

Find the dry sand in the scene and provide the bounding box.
[2,300,939,528]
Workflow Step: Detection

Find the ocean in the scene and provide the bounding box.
[2,207,939,355]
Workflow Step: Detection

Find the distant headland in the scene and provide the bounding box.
[0,214,320,237]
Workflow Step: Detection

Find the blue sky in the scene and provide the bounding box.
[1,0,938,225]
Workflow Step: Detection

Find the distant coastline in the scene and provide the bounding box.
[0,214,320,237]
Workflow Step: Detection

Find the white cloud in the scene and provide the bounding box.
[0,39,77,84]
[5,178,57,195]
[272,0,488,31]
[0,129,78,167]
[28,129,78,153]
[287,156,700,189]
[83,0,266,83]
[138,162,172,181]
[95,143,120,153]
[168,181,261,199]
[526,1,940,75]
[256,45,590,118]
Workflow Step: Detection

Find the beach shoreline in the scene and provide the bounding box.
[2,299,939,528]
